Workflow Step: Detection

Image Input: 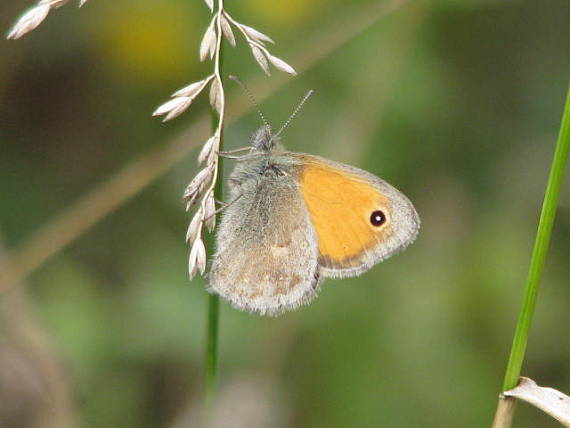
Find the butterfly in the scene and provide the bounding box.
[208,120,420,316]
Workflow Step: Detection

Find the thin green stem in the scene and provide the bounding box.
[205,293,220,403]
[205,121,223,408]
[204,0,226,415]
[502,84,570,392]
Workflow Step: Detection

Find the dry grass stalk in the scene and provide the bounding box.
[152,0,296,279]
[7,0,90,40]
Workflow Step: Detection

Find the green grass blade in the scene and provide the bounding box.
[502,84,570,391]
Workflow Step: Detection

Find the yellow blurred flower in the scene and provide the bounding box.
[243,0,323,27]
[94,2,201,83]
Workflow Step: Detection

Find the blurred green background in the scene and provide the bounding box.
[1,0,570,427]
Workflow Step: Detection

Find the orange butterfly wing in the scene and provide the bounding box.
[295,154,419,278]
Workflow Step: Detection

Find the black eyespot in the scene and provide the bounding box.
[370,210,386,227]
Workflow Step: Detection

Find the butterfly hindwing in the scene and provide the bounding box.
[209,168,321,316]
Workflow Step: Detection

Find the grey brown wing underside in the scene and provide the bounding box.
[208,175,321,316]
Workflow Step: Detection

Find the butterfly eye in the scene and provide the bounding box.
[370,210,386,227]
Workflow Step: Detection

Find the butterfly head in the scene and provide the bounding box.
[250,125,280,153]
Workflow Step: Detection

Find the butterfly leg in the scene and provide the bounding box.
[203,194,244,222]
[220,147,252,155]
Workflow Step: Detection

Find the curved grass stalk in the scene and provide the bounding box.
[204,0,226,412]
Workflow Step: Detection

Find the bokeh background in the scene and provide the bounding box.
[1,0,570,427]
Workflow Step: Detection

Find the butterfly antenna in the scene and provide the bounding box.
[228,75,270,129]
[273,89,314,140]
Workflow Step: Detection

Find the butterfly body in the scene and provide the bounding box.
[209,126,420,316]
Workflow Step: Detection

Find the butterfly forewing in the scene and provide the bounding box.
[294,154,420,279]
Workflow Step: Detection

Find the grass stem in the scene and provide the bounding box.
[205,123,223,411]
[502,84,570,391]
[493,84,570,427]
[205,293,220,407]
[204,1,226,417]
